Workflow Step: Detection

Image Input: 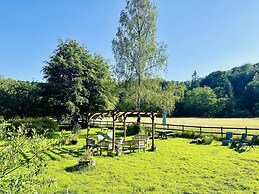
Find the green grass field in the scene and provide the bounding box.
[95,117,259,138]
[123,117,259,128]
[39,128,259,193]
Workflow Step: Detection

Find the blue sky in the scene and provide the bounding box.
[1,0,259,82]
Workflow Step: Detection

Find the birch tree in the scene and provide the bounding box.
[112,0,167,113]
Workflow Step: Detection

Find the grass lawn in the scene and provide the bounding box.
[40,128,259,193]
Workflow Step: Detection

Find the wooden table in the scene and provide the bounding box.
[156,130,176,139]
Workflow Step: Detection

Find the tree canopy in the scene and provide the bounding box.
[112,0,167,111]
[43,39,117,125]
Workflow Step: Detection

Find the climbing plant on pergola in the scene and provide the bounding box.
[85,110,157,151]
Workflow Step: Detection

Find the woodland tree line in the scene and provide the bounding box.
[1,0,259,123]
[1,39,259,121]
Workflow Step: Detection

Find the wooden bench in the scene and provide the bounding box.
[132,135,149,147]
[122,139,146,153]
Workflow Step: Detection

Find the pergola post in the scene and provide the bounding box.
[123,113,127,141]
[151,112,156,151]
[112,112,117,152]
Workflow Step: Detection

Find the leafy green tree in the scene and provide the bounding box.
[117,78,185,116]
[190,70,200,89]
[80,54,118,113]
[200,71,233,98]
[43,39,117,126]
[182,87,218,117]
[43,39,86,125]
[0,78,42,119]
[112,0,167,112]
[227,63,256,97]
[242,80,259,116]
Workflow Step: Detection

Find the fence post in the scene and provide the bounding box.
[182,125,184,132]
[245,127,248,134]
[167,124,170,130]
[200,126,202,135]
[221,126,223,138]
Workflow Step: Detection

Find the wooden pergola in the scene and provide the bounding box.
[85,110,157,151]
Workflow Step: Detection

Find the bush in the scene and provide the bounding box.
[190,136,213,145]
[127,123,140,136]
[202,136,213,145]
[9,118,59,137]
[177,131,200,139]
[72,123,81,134]
[126,123,150,136]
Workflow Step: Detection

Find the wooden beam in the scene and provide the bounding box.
[123,113,127,141]
[151,112,156,151]
[112,112,117,152]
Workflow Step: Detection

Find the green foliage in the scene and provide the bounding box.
[177,131,199,139]
[0,78,44,119]
[0,126,56,193]
[8,118,58,136]
[126,123,150,136]
[190,70,200,89]
[175,63,259,118]
[58,130,67,145]
[117,79,185,115]
[201,71,233,98]
[43,39,117,125]
[182,87,218,117]
[112,0,167,110]
[126,123,141,136]
[201,136,214,145]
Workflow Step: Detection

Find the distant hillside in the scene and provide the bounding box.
[174,63,259,118]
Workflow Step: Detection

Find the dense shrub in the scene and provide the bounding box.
[126,123,150,136]
[126,123,140,136]
[202,136,214,145]
[177,131,200,139]
[9,118,58,136]
[177,131,213,145]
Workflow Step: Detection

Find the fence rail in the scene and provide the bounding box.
[90,120,259,138]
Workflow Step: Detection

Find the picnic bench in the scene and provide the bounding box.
[156,130,176,139]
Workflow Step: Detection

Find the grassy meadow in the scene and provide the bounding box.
[122,117,259,128]
[39,127,259,193]
[98,117,259,138]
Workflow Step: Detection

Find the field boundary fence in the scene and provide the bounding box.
[90,120,259,138]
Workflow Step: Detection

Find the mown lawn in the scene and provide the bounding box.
[40,128,259,193]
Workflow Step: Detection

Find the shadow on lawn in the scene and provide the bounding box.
[65,164,95,173]
[235,149,246,153]
[52,146,85,158]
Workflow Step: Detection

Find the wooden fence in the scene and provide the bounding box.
[90,120,259,138]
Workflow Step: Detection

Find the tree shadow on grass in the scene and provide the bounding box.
[235,149,246,154]
[43,151,59,161]
[49,146,85,159]
[65,164,95,173]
